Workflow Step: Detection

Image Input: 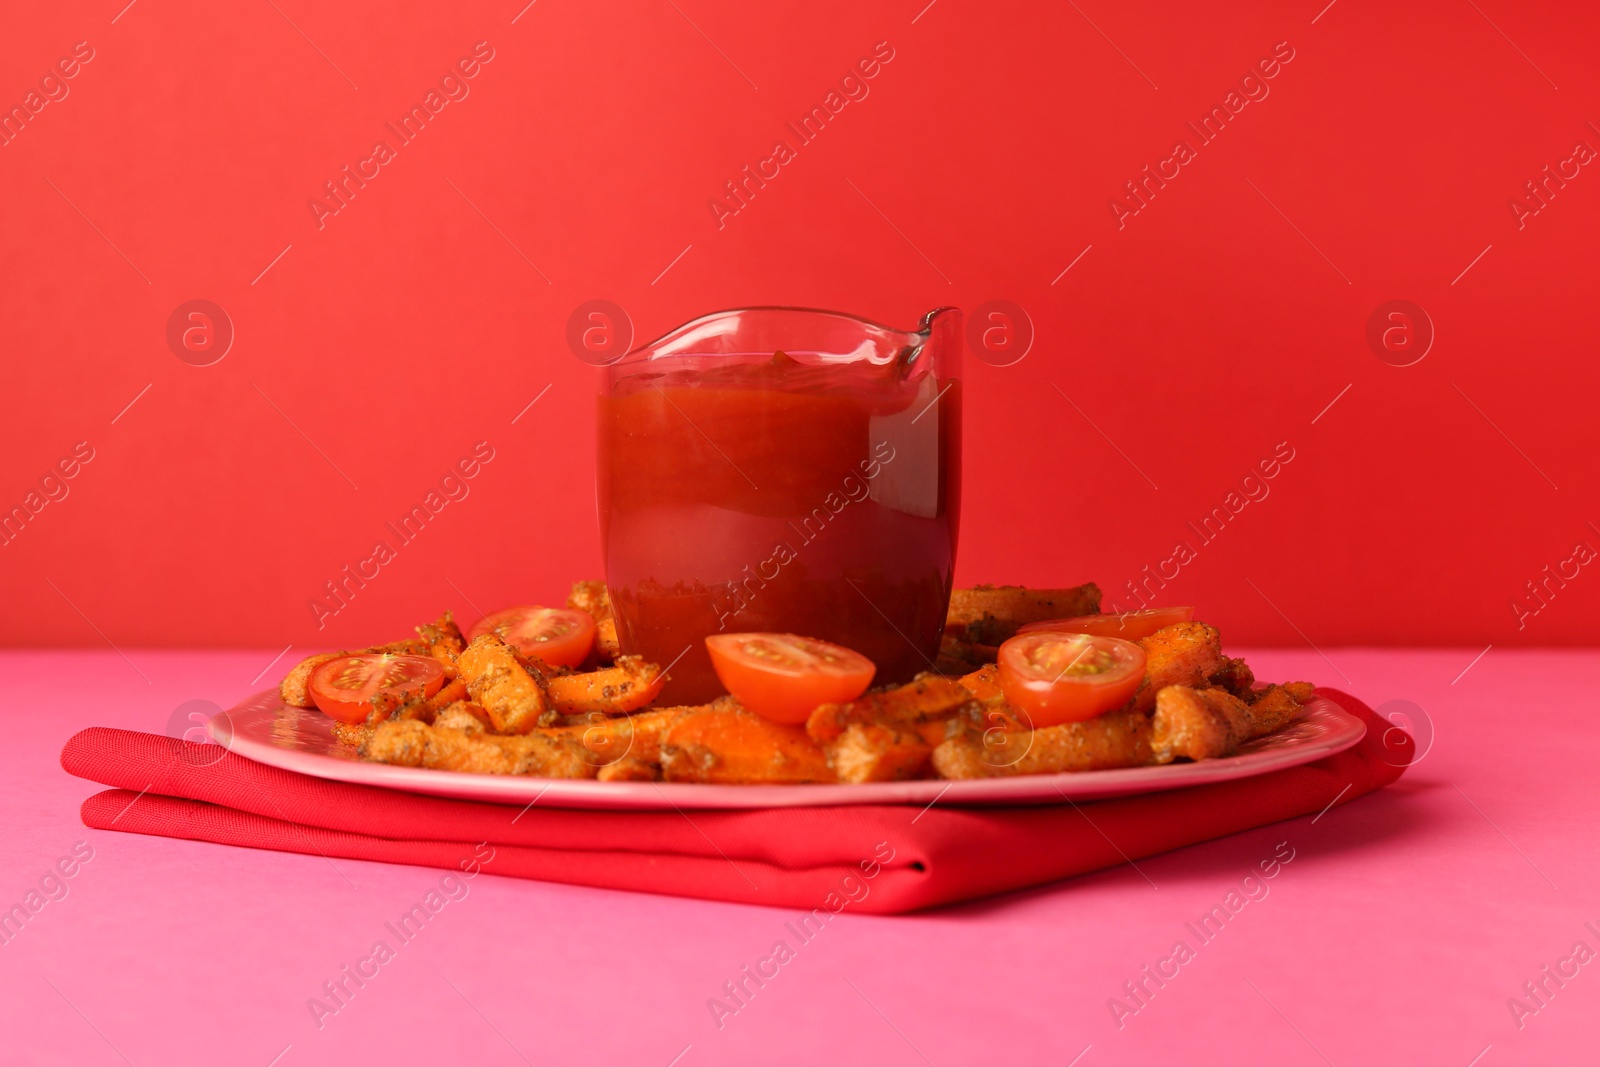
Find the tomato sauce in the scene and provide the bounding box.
[598,353,960,704]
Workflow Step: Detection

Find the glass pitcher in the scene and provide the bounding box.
[597,306,963,705]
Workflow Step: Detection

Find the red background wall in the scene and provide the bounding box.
[2,0,1597,652]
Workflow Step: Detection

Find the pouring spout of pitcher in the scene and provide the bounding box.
[900,306,963,380]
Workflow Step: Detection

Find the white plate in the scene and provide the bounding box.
[210,690,1365,810]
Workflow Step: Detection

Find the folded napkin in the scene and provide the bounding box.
[61,689,1409,914]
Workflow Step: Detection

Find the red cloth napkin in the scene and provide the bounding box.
[61,689,1409,914]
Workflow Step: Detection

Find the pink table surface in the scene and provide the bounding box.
[1,647,1594,1066]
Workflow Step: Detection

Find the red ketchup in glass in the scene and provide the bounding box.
[597,307,962,705]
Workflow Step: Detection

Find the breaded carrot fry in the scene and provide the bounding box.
[661,706,836,784]
[947,583,1102,645]
[597,757,659,782]
[566,580,614,623]
[541,707,689,766]
[934,643,979,675]
[362,719,597,778]
[593,617,621,660]
[1129,622,1225,714]
[931,708,1153,779]
[936,630,1000,673]
[1247,684,1311,737]
[805,674,974,781]
[827,723,933,782]
[949,694,1032,735]
[546,655,663,715]
[430,676,469,709]
[1149,686,1242,763]
[1207,655,1256,700]
[433,700,491,733]
[1281,681,1317,704]
[806,675,966,777]
[455,633,551,734]
[957,663,1003,702]
[1150,683,1311,763]
[370,676,469,726]
[806,674,974,744]
[416,611,465,674]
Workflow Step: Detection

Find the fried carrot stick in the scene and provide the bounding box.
[455,633,552,734]
[806,674,974,745]
[566,580,614,622]
[1128,622,1226,714]
[1150,682,1312,763]
[946,583,1102,645]
[660,705,836,784]
[546,656,663,715]
[931,708,1153,779]
[362,719,597,778]
[801,674,976,783]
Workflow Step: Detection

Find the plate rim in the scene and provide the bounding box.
[211,691,1366,810]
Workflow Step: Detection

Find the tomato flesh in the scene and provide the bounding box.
[1017,606,1194,642]
[308,654,446,725]
[997,632,1146,727]
[705,633,876,724]
[468,606,596,668]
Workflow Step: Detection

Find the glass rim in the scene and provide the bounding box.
[619,305,959,364]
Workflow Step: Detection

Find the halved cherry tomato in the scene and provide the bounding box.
[308,654,445,725]
[1017,606,1194,642]
[705,633,876,725]
[468,606,596,668]
[997,632,1146,727]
